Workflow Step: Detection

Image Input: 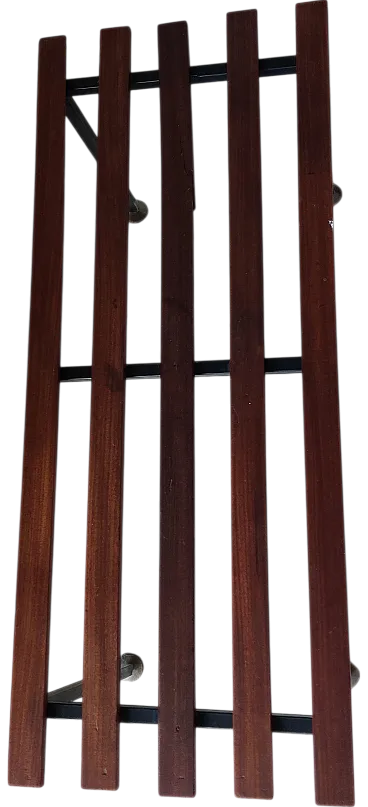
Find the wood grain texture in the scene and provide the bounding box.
[8,36,66,788]
[81,27,131,791]
[296,3,354,805]
[158,21,195,798]
[227,10,273,800]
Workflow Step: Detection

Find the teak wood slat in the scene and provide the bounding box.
[8,36,66,788]
[296,3,354,805]
[81,26,131,791]
[227,10,273,800]
[158,21,196,798]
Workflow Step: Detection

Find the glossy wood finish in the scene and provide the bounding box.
[81,27,131,791]
[227,10,273,800]
[158,21,196,798]
[8,36,66,788]
[296,3,354,805]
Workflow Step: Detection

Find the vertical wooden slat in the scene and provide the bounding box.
[227,10,273,800]
[8,36,66,788]
[296,3,354,805]
[158,21,195,798]
[81,26,131,791]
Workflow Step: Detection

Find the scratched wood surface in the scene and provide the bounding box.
[81,26,131,791]
[158,21,196,798]
[296,2,354,805]
[227,10,274,800]
[8,36,66,788]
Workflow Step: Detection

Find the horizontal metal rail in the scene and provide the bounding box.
[47,702,312,734]
[66,55,296,96]
[60,357,302,382]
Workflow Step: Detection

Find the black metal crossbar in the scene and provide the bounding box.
[46,702,313,734]
[60,357,302,382]
[66,55,297,96]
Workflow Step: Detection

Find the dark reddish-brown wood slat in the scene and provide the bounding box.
[8,36,66,788]
[81,27,131,791]
[227,10,273,800]
[296,3,354,805]
[158,21,195,798]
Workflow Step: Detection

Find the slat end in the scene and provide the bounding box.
[8,769,45,789]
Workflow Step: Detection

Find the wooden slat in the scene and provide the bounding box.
[227,10,273,800]
[158,21,195,798]
[81,26,131,791]
[296,3,354,805]
[8,36,66,788]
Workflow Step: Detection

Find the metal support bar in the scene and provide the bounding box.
[66,55,297,96]
[46,702,313,734]
[65,97,148,223]
[65,97,97,159]
[59,357,302,382]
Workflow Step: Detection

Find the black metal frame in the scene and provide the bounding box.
[64,56,302,384]
[54,51,341,741]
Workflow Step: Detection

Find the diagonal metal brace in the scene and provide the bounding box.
[65,97,148,223]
